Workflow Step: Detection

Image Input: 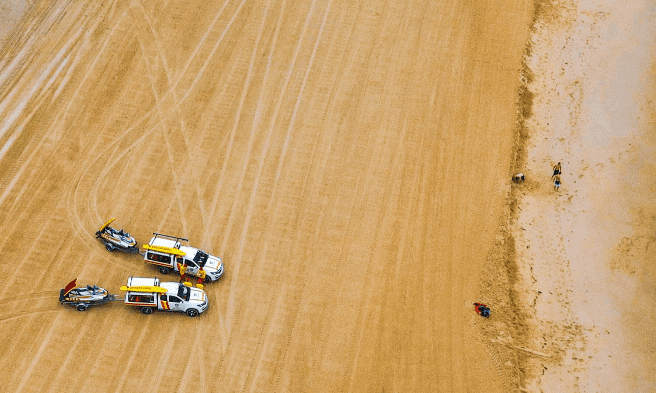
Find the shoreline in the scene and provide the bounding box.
[488,0,656,391]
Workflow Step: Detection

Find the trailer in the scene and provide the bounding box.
[142,233,224,283]
[121,277,208,317]
[59,278,119,311]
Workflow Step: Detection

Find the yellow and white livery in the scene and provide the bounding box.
[122,277,208,317]
[142,233,224,283]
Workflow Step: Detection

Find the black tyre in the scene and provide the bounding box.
[76,304,87,312]
[105,242,115,252]
[204,276,212,284]
[159,266,171,275]
[186,309,199,317]
[141,307,153,315]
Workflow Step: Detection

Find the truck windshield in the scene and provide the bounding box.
[177,285,190,301]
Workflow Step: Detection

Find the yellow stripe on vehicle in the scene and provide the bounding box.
[120,285,167,293]
[142,244,186,256]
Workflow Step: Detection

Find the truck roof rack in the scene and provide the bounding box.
[152,232,189,243]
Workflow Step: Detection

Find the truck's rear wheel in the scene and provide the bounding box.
[141,307,153,315]
[159,266,171,275]
[76,304,87,312]
[186,309,199,317]
[105,242,115,252]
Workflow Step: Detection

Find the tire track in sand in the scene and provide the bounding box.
[13,313,68,392]
[271,2,390,389]
[121,2,208,225]
[207,1,330,389]
[239,2,333,391]
[126,7,195,236]
[213,0,321,333]
[341,117,408,392]
[0,306,60,324]
[66,0,249,249]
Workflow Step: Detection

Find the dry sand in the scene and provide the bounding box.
[0,0,533,392]
[507,0,656,391]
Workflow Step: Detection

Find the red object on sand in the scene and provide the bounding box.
[473,302,489,317]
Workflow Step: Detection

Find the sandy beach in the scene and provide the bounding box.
[509,0,656,391]
[0,0,653,391]
[0,0,531,391]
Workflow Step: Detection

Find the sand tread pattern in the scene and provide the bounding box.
[0,0,532,391]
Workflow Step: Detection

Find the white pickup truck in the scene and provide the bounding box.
[120,277,208,317]
[142,233,224,283]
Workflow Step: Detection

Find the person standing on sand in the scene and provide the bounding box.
[553,174,561,191]
[177,259,188,283]
[196,267,206,289]
[552,162,562,178]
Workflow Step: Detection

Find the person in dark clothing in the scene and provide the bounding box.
[474,303,490,318]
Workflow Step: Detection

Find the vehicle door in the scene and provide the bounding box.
[159,294,171,311]
[184,258,199,276]
[167,295,184,311]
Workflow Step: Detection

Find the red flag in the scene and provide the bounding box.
[63,279,77,296]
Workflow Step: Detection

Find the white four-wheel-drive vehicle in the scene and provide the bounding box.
[96,218,139,253]
[142,233,224,283]
[120,277,208,317]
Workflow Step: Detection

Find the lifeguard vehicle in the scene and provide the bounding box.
[121,277,208,317]
[142,233,224,283]
[96,218,139,253]
[59,278,118,311]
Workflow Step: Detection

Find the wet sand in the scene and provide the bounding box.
[511,0,656,391]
